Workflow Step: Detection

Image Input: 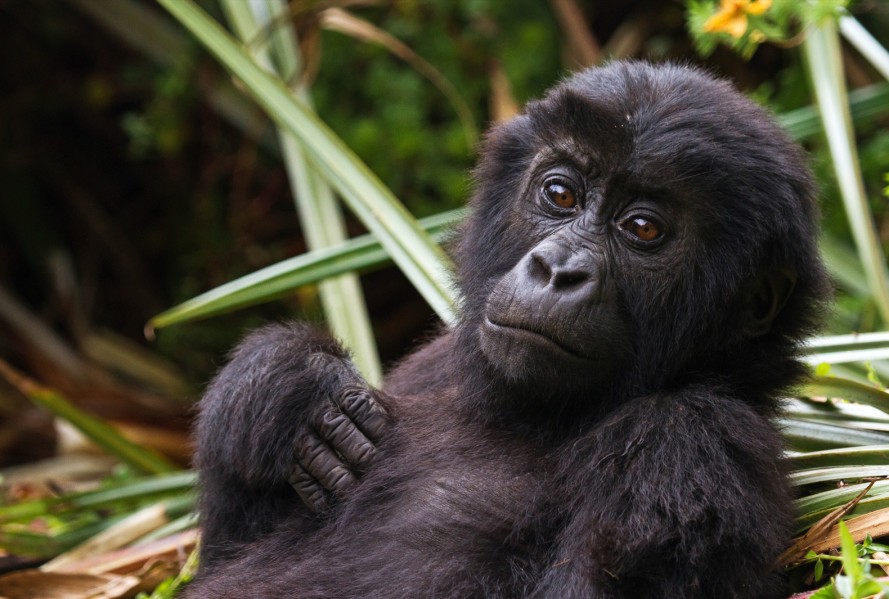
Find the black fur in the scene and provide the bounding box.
[188,61,829,598]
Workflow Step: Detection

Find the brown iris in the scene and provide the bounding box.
[544,181,577,210]
[623,217,661,242]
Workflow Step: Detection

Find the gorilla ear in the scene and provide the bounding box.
[742,268,797,338]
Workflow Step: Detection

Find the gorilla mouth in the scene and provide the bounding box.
[483,318,590,361]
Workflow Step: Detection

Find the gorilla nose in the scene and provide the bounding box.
[527,245,595,292]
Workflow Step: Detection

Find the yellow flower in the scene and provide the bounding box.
[703,0,772,39]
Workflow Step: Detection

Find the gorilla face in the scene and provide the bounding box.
[470,63,822,393]
[476,136,678,386]
[478,159,637,384]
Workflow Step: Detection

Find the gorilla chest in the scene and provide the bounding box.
[390,439,553,558]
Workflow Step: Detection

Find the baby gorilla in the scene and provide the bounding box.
[188,61,829,598]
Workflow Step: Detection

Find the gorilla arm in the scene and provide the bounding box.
[194,322,389,567]
[533,390,793,599]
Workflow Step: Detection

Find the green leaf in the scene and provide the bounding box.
[803,376,889,411]
[795,481,889,531]
[804,333,889,366]
[868,541,889,553]
[789,465,889,487]
[156,0,458,324]
[789,445,889,469]
[803,23,889,324]
[148,210,462,329]
[856,578,885,596]
[780,418,889,452]
[815,558,825,581]
[839,521,860,579]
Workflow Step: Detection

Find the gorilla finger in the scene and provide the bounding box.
[297,433,358,495]
[287,462,329,514]
[316,409,377,469]
[338,387,389,443]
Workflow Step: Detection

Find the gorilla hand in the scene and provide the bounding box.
[289,359,389,513]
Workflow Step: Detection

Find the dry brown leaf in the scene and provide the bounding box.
[51,529,197,576]
[5,531,198,599]
[778,481,874,565]
[0,570,139,599]
[806,506,889,555]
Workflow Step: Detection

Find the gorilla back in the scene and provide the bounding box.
[188,62,829,598]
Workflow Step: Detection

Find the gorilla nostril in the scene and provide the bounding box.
[552,270,590,289]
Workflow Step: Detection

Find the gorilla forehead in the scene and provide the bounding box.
[533,64,776,170]
[532,62,765,150]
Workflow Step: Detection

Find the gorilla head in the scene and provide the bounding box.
[459,62,828,408]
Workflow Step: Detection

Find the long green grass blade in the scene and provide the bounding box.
[796,480,889,530]
[0,471,195,523]
[148,210,461,329]
[803,376,889,411]
[790,465,889,486]
[784,399,889,430]
[0,514,131,558]
[839,17,889,82]
[780,418,889,451]
[803,23,889,324]
[221,0,381,382]
[804,333,889,365]
[135,511,199,545]
[789,445,889,469]
[156,0,458,324]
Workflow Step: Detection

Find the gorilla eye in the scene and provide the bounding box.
[542,178,578,211]
[620,216,663,243]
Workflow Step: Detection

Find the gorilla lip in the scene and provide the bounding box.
[483,318,590,361]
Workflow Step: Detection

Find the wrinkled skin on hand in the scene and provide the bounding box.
[288,378,388,513]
